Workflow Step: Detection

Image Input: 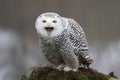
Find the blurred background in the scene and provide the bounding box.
[0,0,120,80]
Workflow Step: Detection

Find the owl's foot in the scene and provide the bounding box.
[63,67,78,71]
[55,64,65,70]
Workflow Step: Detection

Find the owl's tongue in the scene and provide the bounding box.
[45,27,54,32]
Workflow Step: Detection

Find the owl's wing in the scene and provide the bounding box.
[66,18,89,54]
[61,18,93,67]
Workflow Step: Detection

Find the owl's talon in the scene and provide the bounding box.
[64,67,77,71]
[64,67,72,71]
[55,64,64,70]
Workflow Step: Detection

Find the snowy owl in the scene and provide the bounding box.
[35,12,93,71]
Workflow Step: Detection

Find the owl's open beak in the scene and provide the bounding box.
[45,27,54,33]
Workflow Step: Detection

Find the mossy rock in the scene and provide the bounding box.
[21,67,117,80]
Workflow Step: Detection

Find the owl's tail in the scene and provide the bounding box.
[78,53,93,68]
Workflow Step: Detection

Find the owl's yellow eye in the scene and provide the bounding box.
[42,20,47,23]
[53,20,57,23]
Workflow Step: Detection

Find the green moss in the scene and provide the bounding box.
[21,67,117,80]
[109,77,118,80]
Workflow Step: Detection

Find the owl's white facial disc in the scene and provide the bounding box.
[35,13,67,38]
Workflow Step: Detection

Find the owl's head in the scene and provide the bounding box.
[35,12,68,38]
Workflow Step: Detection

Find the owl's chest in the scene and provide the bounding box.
[41,41,63,65]
[42,40,57,52]
[42,39,61,54]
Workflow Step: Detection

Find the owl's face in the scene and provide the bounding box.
[35,13,67,38]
